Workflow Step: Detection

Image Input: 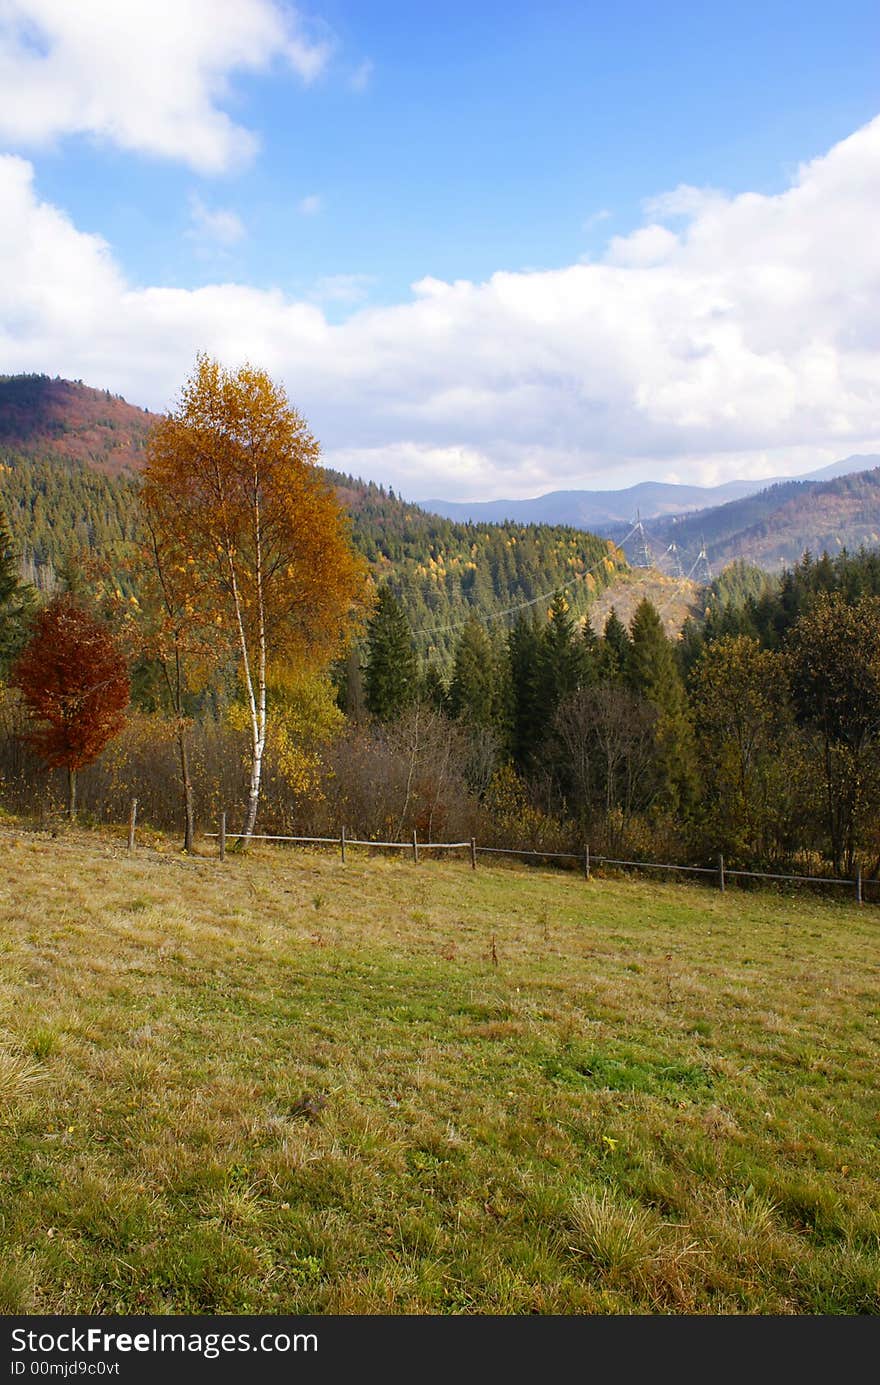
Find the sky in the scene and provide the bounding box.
[0,1,878,502]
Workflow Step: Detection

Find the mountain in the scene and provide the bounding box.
[0,375,625,664]
[0,374,155,476]
[643,467,880,570]
[420,455,880,530]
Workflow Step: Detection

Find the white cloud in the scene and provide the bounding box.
[643,184,725,220]
[298,193,322,216]
[0,0,331,173]
[1,117,880,500]
[187,194,245,246]
[604,223,680,267]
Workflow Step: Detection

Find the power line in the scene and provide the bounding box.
[410,522,640,645]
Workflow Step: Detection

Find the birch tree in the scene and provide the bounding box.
[142,356,367,843]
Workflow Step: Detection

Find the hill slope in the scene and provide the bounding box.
[0,376,625,660]
[0,374,154,476]
[1,828,877,1314]
[585,569,705,640]
[645,468,880,570]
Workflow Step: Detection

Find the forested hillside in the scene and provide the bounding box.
[646,467,880,569]
[0,374,154,476]
[0,433,624,663]
[4,370,880,887]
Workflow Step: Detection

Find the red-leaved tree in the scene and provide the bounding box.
[11,595,130,819]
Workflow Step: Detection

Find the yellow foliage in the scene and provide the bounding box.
[226,666,343,799]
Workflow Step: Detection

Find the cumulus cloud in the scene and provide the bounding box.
[0,0,331,173]
[1,117,879,499]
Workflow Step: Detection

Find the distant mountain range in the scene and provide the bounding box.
[420,455,879,530]
[638,466,880,571]
[3,371,878,578]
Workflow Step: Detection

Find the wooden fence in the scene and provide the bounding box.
[186,805,870,904]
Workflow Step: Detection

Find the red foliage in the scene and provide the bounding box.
[10,595,130,772]
[0,375,156,476]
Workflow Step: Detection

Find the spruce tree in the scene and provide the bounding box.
[364,585,418,721]
[537,592,586,722]
[597,607,630,681]
[627,598,698,810]
[0,507,34,673]
[581,617,600,683]
[507,612,543,771]
[421,661,450,715]
[448,615,497,726]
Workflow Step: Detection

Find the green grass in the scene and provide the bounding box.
[0,826,878,1314]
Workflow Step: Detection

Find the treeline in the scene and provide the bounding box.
[2,477,879,882]
[0,451,624,662]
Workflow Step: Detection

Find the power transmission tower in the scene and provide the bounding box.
[663,540,683,578]
[693,537,712,585]
[631,511,653,568]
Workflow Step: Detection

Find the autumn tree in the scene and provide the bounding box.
[691,635,794,862]
[143,356,368,842]
[128,493,229,851]
[787,592,880,874]
[555,683,658,821]
[10,595,130,819]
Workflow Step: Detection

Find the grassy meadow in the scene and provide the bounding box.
[0,824,878,1315]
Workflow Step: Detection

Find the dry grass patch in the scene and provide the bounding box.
[0,825,878,1313]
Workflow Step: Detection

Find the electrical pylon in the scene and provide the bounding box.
[631,510,653,568]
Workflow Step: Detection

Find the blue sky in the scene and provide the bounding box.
[1,1,879,499]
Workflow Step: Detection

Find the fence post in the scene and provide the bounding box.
[341,825,346,864]
[470,837,477,871]
[717,853,725,892]
[219,811,226,862]
[127,798,138,853]
[856,865,862,904]
[412,829,419,864]
[583,843,590,880]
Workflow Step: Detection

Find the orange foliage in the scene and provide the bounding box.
[142,355,369,669]
[141,355,370,837]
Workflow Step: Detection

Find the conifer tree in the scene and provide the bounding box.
[627,598,698,810]
[538,592,585,720]
[364,585,418,721]
[0,507,33,672]
[448,615,497,726]
[507,612,543,771]
[581,617,600,683]
[597,607,630,681]
[421,661,450,715]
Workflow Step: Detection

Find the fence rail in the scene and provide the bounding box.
[195,810,870,903]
